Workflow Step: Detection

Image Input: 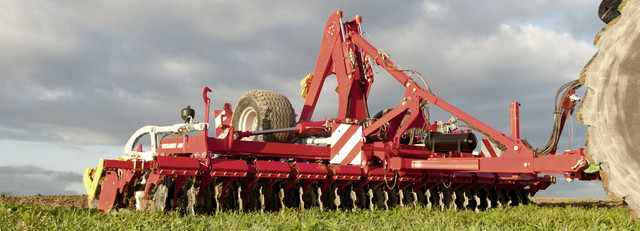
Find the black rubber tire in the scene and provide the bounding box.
[232,90,296,143]
[598,0,622,24]
[579,0,640,217]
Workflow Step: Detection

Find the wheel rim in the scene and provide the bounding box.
[238,107,258,139]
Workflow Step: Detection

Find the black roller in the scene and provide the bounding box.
[424,132,477,153]
[181,105,195,123]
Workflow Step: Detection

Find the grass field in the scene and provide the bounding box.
[0,196,638,230]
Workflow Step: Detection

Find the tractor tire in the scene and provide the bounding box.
[578,0,640,217]
[599,0,623,24]
[232,90,296,143]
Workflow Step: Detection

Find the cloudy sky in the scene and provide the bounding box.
[0,0,608,198]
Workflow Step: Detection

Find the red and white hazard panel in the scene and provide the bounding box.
[480,139,504,157]
[330,124,364,165]
[214,110,226,138]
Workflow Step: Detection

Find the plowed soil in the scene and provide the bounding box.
[0,194,87,209]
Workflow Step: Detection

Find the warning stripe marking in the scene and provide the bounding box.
[330,124,363,165]
[214,110,226,138]
[480,139,503,157]
[215,110,225,128]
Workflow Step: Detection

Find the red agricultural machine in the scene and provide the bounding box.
[84,10,613,215]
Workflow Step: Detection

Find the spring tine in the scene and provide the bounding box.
[367,188,374,211]
[410,190,418,207]
[154,183,168,212]
[451,188,458,210]
[299,186,305,211]
[278,188,285,212]
[383,190,389,210]
[333,187,341,209]
[237,184,243,211]
[317,186,323,211]
[424,189,432,210]
[462,190,470,210]
[186,184,197,215]
[213,183,221,214]
[438,190,445,211]
[439,189,446,210]
[398,189,405,208]
[456,189,469,210]
[259,186,265,213]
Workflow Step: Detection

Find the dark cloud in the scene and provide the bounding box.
[0,165,83,196]
[0,1,602,147]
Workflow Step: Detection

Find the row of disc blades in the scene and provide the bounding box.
[102,175,531,214]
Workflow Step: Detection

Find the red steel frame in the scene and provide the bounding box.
[92,10,598,212]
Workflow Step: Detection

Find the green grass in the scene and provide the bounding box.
[1,201,637,230]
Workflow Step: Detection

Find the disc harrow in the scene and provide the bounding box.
[91,162,539,214]
[83,10,602,215]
